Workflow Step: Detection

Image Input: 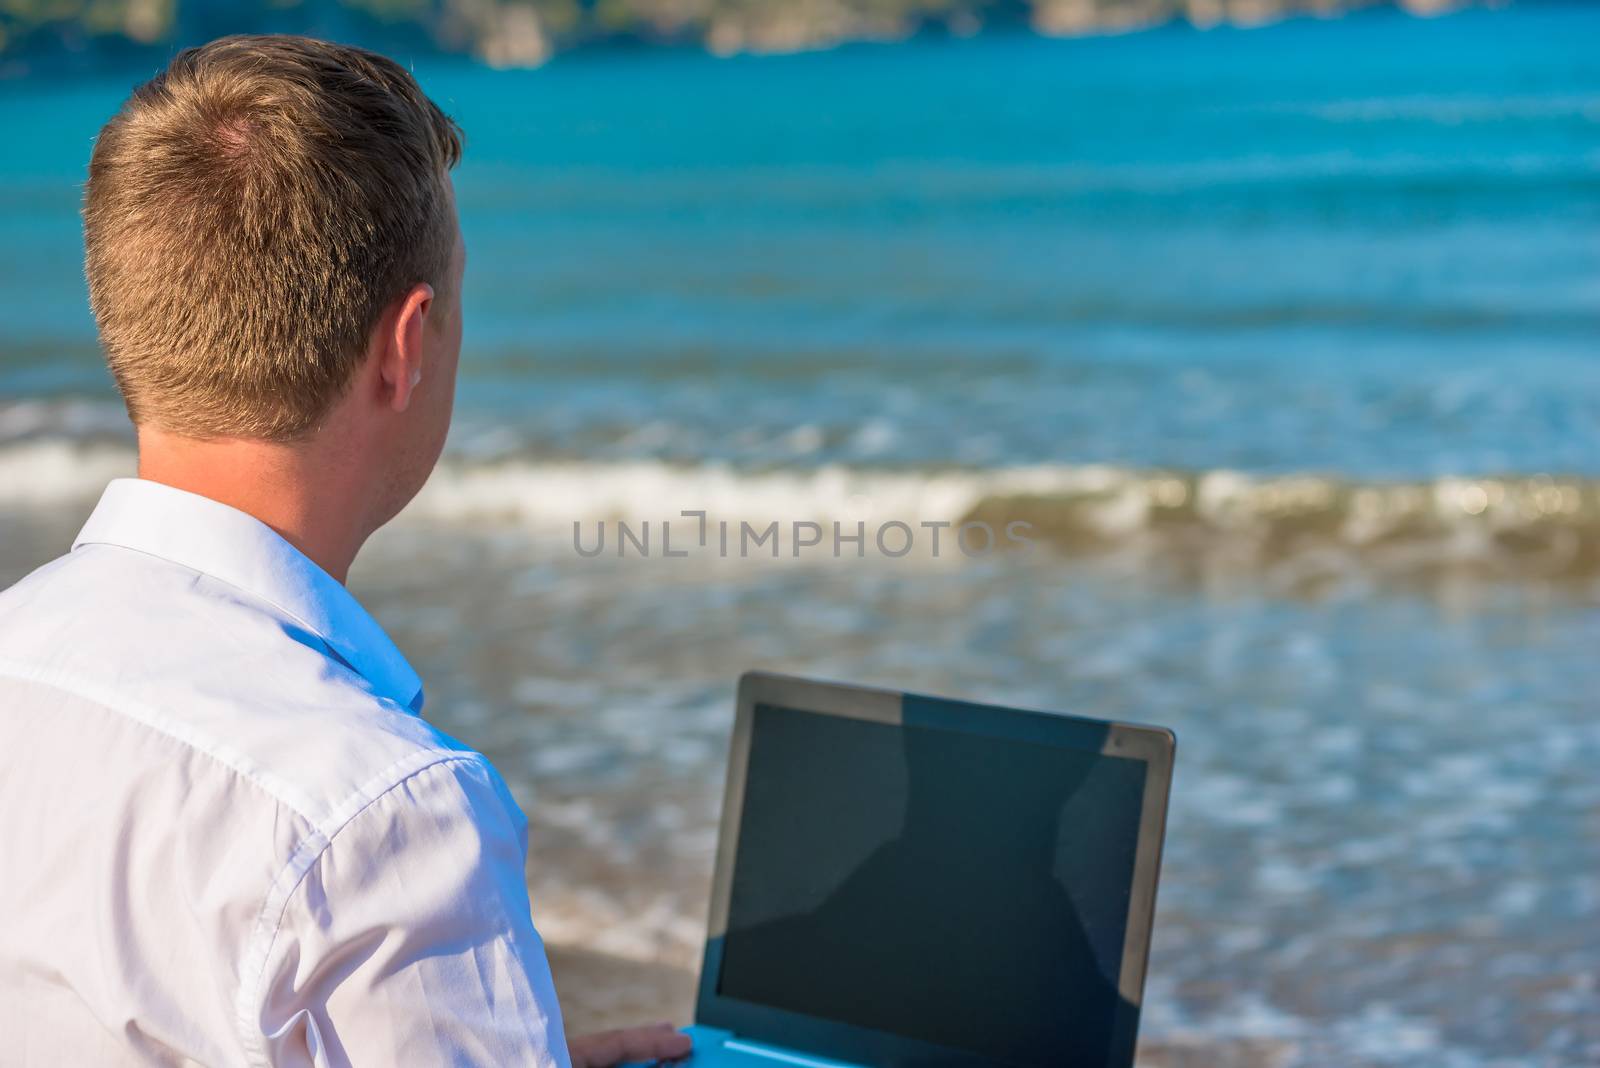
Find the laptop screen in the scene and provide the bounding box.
[715,701,1150,1067]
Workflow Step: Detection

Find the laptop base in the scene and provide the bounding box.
[627,1025,862,1068]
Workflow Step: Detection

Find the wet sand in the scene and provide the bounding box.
[3,502,1598,1065]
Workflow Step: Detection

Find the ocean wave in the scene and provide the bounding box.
[7,436,1600,580]
[418,457,1600,580]
[0,439,136,506]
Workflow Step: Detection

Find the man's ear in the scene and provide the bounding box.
[378,282,435,414]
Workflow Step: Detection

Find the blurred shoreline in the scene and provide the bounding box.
[1,0,1486,77]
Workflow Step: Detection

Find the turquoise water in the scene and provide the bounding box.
[2,6,1600,1065]
[3,4,1597,479]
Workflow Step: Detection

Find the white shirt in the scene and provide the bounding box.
[0,478,571,1067]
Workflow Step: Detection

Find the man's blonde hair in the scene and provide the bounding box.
[84,35,463,441]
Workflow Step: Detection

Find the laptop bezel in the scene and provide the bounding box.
[694,670,1176,1067]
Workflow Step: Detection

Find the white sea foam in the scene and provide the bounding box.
[411,456,1120,528]
[0,439,136,505]
[6,436,1599,578]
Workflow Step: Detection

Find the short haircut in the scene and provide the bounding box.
[83,34,463,440]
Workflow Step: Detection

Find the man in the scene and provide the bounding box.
[0,35,691,1068]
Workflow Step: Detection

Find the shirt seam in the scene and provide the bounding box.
[0,663,472,1065]
[0,660,325,823]
[69,541,419,710]
[234,751,493,1068]
[71,541,331,666]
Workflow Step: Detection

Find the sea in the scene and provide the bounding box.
[1,4,1598,1064]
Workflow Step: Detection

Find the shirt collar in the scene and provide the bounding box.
[73,478,424,714]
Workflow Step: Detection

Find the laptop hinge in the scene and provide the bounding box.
[723,1037,857,1068]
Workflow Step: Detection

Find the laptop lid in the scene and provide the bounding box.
[695,672,1176,1068]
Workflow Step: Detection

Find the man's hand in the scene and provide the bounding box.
[568,1022,693,1068]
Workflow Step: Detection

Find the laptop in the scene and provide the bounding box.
[645,671,1176,1068]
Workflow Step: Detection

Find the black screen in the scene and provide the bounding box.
[717,703,1149,1067]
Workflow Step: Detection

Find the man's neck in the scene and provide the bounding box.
[136,428,373,584]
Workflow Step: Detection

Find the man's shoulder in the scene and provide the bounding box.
[0,542,486,832]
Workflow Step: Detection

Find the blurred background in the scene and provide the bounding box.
[2,1,1598,1064]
